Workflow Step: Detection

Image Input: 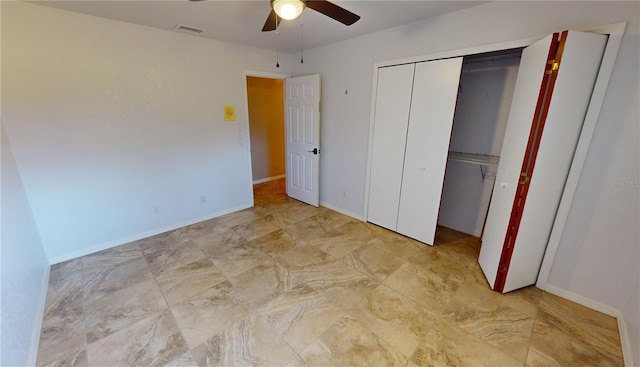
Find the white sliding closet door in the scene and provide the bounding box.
[480,31,607,293]
[367,64,415,231]
[396,58,463,245]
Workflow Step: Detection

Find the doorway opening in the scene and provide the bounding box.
[245,75,286,191]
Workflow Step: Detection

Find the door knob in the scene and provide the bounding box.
[308,148,319,155]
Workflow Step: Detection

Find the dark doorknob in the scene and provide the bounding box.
[308,148,319,155]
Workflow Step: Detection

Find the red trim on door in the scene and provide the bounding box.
[493,31,569,292]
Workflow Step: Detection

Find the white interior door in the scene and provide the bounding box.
[480,31,607,292]
[367,63,416,231]
[396,58,463,245]
[285,74,321,206]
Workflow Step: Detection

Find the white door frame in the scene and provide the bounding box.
[242,70,290,206]
[362,22,626,290]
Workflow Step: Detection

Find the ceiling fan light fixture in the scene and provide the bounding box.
[272,0,305,20]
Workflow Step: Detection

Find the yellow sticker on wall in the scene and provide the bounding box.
[224,105,235,121]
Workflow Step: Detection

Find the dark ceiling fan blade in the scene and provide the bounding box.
[262,9,280,32]
[305,0,360,26]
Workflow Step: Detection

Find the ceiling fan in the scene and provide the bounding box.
[260,0,360,31]
[189,0,360,32]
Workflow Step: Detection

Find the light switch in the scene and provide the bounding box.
[224,105,235,121]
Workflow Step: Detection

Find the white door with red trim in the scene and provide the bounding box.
[285,74,321,206]
[479,30,607,293]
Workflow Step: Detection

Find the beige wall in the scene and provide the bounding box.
[247,77,285,182]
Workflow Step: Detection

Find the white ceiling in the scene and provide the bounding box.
[31,0,486,53]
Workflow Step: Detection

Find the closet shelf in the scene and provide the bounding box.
[448,151,500,167]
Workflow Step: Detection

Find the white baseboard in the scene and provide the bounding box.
[618,315,635,367]
[48,203,253,264]
[544,285,634,366]
[28,264,51,366]
[252,174,285,185]
[544,284,621,318]
[319,201,364,221]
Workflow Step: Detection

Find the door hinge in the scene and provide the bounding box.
[545,60,559,74]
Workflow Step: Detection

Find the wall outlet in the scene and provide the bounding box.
[200,195,207,204]
[153,206,160,215]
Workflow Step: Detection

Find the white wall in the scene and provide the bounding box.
[293,1,638,363]
[622,274,640,366]
[1,122,50,366]
[1,2,291,262]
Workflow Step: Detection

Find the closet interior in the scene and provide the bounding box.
[437,49,523,239]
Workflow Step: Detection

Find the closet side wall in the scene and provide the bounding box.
[437,57,521,236]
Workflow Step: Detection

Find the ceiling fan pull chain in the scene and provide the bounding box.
[276,15,280,68]
[300,20,304,64]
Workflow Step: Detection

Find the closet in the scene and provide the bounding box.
[367,30,608,293]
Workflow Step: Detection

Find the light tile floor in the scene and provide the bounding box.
[37,179,624,366]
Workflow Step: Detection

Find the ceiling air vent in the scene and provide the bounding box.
[174,24,205,35]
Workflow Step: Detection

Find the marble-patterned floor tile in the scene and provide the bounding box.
[257,285,345,353]
[408,248,473,281]
[277,244,336,269]
[368,232,426,261]
[142,239,207,276]
[135,228,191,253]
[191,227,247,258]
[232,217,280,241]
[49,258,83,285]
[83,255,153,304]
[314,233,367,259]
[87,310,187,367]
[37,348,87,367]
[433,225,472,245]
[85,278,168,343]
[43,276,84,318]
[215,208,262,228]
[310,207,353,229]
[342,243,406,282]
[248,228,305,256]
[526,319,623,367]
[209,241,271,278]
[262,208,313,228]
[285,217,342,242]
[37,306,86,367]
[171,280,253,349]
[230,259,297,309]
[163,351,199,367]
[252,199,288,216]
[81,241,142,269]
[442,283,535,361]
[383,262,463,315]
[284,354,307,367]
[184,217,224,239]
[434,236,481,265]
[410,318,522,367]
[292,259,380,310]
[465,264,541,318]
[191,312,298,367]
[299,315,407,367]
[350,285,437,358]
[536,292,623,359]
[336,220,385,242]
[155,258,227,305]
